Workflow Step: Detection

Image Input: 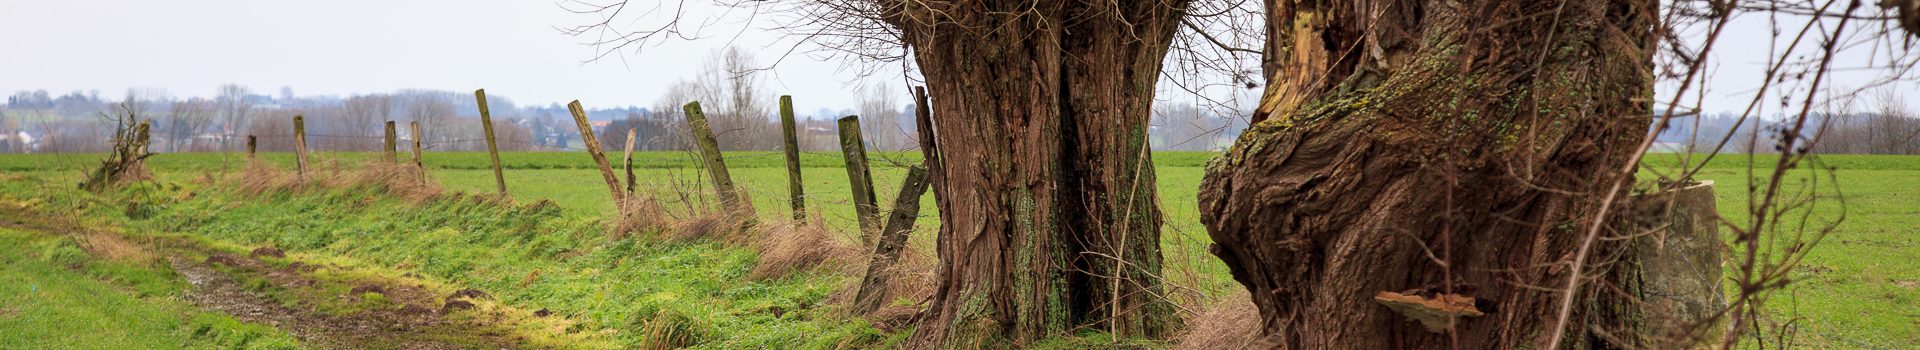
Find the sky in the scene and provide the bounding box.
[0,0,890,112]
[1,0,1912,115]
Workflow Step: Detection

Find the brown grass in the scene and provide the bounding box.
[874,247,935,308]
[233,159,440,202]
[746,221,861,281]
[1171,290,1261,350]
[611,196,667,238]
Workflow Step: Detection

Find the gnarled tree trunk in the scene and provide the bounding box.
[889,1,1185,348]
[1200,1,1655,348]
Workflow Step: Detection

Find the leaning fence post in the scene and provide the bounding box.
[852,165,930,314]
[683,101,753,217]
[246,135,257,159]
[838,116,880,245]
[779,95,807,221]
[624,127,638,195]
[568,101,627,208]
[474,89,507,196]
[384,121,398,163]
[293,115,309,181]
[409,122,423,168]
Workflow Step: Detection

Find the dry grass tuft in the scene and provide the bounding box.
[1172,290,1261,350]
[610,196,668,238]
[747,221,860,281]
[667,212,754,243]
[232,159,440,202]
[235,159,298,197]
[340,161,441,203]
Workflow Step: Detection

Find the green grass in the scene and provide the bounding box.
[1,151,1915,348]
[0,227,302,349]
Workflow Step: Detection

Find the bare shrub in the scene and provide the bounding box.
[1171,291,1259,350]
[747,221,859,281]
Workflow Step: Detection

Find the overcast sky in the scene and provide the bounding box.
[0,0,894,112]
[1,0,1911,115]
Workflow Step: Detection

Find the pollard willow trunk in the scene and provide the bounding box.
[888,1,1184,347]
[1199,1,1657,348]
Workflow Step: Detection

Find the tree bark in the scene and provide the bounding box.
[890,1,1185,347]
[1200,1,1655,349]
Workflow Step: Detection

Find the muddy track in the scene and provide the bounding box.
[1,201,519,349]
[171,256,505,350]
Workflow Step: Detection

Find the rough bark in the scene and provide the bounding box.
[889,1,1185,347]
[1200,1,1656,349]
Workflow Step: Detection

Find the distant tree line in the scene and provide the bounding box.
[0,46,1256,155]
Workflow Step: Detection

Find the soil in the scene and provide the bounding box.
[249,246,286,258]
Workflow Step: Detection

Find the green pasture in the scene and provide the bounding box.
[0,150,1914,348]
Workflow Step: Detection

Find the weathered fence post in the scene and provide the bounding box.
[246,135,257,159]
[912,86,945,205]
[623,127,638,195]
[383,121,398,162]
[838,116,880,244]
[293,115,309,181]
[852,165,931,314]
[779,95,807,221]
[568,101,627,207]
[1629,181,1727,348]
[409,122,423,168]
[474,89,507,196]
[683,101,753,217]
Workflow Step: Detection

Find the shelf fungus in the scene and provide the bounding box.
[1373,290,1485,333]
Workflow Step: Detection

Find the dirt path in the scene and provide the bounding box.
[171,256,503,350]
[0,201,520,349]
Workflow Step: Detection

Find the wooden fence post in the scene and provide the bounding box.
[568,101,627,207]
[246,135,257,159]
[293,115,309,181]
[779,95,807,222]
[624,127,638,195]
[683,101,753,217]
[913,86,945,205]
[838,116,880,245]
[852,165,931,314]
[474,89,507,196]
[409,122,423,168]
[384,120,398,162]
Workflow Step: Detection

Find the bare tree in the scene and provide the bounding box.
[704,47,778,150]
[400,91,455,146]
[343,94,396,151]
[854,83,904,150]
[161,97,215,152]
[216,84,255,150]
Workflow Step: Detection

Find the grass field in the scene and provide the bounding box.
[0,150,1914,348]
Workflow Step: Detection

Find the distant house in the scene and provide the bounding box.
[0,131,37,153]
